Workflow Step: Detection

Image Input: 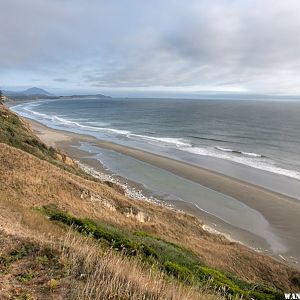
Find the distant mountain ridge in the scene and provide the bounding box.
[22,87,54,96]
[3,87,111,101]
[4,87,55,99]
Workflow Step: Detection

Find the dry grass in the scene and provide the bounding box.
[0,230,69,299]
[0,228,224,300]
[0,142,298,292]
[60,232,223,300]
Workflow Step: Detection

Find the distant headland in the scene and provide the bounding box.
[2,87,111,101]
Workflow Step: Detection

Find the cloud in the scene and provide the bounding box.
[53,78,68,82]
[1,0,300,95]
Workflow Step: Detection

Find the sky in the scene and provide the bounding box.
[1,0,300,97]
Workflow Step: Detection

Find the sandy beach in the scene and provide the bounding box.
[28,118,300,268]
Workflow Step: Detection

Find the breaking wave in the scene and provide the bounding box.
[215,146,264,158]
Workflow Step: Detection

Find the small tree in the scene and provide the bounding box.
[0,89,3,104]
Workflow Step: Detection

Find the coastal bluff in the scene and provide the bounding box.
[0,103,299,299]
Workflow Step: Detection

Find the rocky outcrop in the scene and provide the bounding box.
[80,188,150,222]
[122,207,151,223]
[55,153,75,166]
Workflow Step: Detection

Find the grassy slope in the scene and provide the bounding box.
[40,205,283,300]
[0,104,94,180]
[0,103,299,299]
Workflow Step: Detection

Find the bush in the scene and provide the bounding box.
[25,138,47,151]
[42,205,283,300]
[48,146,56,157]
[10,243,36,260]
[49,278,59,292]
[17,270,37,282]
[163,261,193,283]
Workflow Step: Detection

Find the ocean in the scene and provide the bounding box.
[11,97,300,181]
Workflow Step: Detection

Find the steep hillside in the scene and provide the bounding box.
[0,104,93,180]
[0,103,299,299]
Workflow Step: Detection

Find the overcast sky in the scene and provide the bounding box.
[1,0,300,96]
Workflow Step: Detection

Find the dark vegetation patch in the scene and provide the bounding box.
[0,232,66,299]
[16,270,37,283]
[41,204,283,300]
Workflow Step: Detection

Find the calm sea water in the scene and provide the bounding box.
[12,97,300,181]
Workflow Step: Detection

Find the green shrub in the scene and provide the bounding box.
[10,243,36,260]
[49,278,59,292]
[163,261,193,282]
[48,146,56,157]
[42,205,283,300]
[16,293,33,300]
[36,255,49,266]
[0,244,36,273]
[141,244,158,258]
[17,270,37,282]
[0,255,10,272]
[249,291,283,300]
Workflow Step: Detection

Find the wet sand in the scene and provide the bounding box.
[28,118,300,268]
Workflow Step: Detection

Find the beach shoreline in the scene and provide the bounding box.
[27,118,300,268]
